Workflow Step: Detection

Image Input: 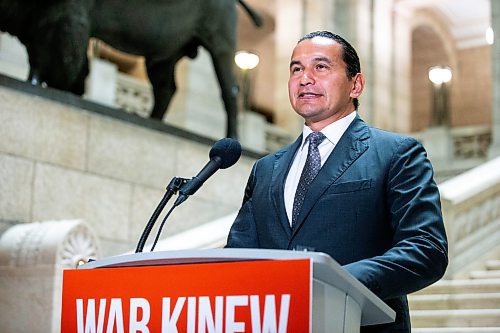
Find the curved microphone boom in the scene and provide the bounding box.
[135,138,241,253]
[174,138,242,206]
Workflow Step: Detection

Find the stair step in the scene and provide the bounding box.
[413,279,500,295]
[411,309,500,327]
[486,260,500,271]
[409,292,500,310]
[471,270,500,279]
[413,328,500,333]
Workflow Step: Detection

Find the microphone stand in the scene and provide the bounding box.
[135,177,188,253]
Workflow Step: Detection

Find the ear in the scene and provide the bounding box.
[350,73,365,99]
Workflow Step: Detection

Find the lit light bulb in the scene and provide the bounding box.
[486,27,494,45]
[234,51,260,70]
[428,66,452,84]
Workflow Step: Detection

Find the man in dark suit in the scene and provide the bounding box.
[226,31,448,332]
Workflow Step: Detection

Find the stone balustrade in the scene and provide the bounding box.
[439,156,500,278]
[451,125,491,160]
[114,71,153,118]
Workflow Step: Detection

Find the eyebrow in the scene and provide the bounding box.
[289,56,333,69]
[289,60,301,69]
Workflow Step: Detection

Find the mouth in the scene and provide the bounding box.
[298,92,322,98]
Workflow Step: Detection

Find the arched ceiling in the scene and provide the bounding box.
[396,0,491,49]
[240,0,492,49]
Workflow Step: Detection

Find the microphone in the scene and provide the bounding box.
[174,138,241,206]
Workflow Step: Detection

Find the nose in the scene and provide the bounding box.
[299,69,314,86]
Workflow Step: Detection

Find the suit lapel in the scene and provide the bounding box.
[292,116,370,234]
[270,135,303,238]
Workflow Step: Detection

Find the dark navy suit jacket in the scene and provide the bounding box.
[226,115,448,332]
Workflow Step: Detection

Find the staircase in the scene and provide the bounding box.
[409,249,500,332]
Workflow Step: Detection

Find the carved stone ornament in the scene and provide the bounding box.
[0,220,100,268]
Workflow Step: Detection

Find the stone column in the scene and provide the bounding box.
[303,0,335,33]
[355,0,375,125]
[371,0,396,131]
[489,0,500,158]
[274,0,304,135]
[355,0,409,132]
[332,0,356,40]
[392,3,413,133]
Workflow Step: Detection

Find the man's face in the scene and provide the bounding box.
[288,37,363,129]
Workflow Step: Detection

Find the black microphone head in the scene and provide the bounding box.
[209,138,242,169]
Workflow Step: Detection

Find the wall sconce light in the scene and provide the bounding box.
[428,66,452,85]
[234,51,260,111]
[428,66,452,126]
[235,51,260,70]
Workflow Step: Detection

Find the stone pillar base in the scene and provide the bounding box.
[0,220,100,333]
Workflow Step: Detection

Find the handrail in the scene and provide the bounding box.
[439,156,500,278]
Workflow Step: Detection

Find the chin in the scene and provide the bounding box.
[295,106,323,118]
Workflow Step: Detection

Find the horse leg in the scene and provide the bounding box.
[209,51,239,139]
[146,59,177,120]
[70,56,89,96]
[25,41,47,87]
[25,2,90,94]
[28,68,42,86]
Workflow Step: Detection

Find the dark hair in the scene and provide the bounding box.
[298,31,361,110]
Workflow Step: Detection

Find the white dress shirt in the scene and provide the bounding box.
[284,112,357,225]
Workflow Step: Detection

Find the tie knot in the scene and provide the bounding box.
[308,132,326,148]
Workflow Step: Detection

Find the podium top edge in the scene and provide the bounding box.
[78,248,395,325]
[80,248,333,269]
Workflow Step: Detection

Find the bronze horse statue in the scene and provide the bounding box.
[0,0,262,138]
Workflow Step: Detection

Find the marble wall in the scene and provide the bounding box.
[0,83,256,257]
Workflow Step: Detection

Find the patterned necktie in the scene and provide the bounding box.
[292,131,326,228]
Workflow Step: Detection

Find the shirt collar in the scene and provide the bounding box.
[300,111,357,148]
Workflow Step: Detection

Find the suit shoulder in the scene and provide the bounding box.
[368,126,421,147]
[365,126,433,172]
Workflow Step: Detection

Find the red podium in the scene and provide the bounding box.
[61,249,395,332]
